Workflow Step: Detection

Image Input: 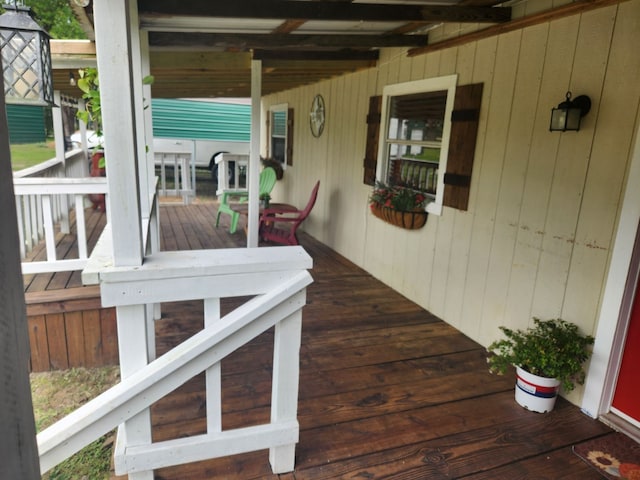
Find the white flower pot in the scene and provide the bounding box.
[514,366,561,413]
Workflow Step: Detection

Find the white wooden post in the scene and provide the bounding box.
[94,0,144,267]
[204,298,222,433]
[129,0,151,219]
[53,90,70,233]
[269,309,303,473]
[247,59,262,248]
[94,1,152,479]
[116,304,153,480]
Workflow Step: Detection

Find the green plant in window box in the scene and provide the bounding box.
[369,182,428,229]
[369,182,427,211]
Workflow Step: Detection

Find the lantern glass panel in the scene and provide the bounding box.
[0,9,53,106]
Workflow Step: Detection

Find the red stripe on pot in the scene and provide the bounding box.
[516,373,559,399]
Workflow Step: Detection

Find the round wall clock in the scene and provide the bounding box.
[309,94,325,138]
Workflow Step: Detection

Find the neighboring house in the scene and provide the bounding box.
[151,98,251,177]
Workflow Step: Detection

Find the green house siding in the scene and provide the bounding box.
[6,105,47,144]
[151,99,250,142]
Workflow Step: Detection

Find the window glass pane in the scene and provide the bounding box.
[270,110,287,164]
[387,90,447,141]
[385,90,447,199]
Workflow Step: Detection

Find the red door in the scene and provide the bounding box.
[612,277,640,423]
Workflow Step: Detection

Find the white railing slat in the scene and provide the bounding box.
[75,195,88,259]
[42,195,56,263]
[204,297,222,434]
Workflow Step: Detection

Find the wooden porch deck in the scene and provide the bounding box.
[26,201,615,479]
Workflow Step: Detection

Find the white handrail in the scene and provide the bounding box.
[38,246,313,477]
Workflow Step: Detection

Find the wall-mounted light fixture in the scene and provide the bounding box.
[0,2,53,106]
[549,92,591,132]
[69,72,76,86]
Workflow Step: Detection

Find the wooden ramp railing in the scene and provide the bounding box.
[38,246,313,479]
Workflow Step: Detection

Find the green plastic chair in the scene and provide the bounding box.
[215,167,277,234]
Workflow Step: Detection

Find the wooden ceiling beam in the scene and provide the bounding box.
[253,49,379,61]
[408,0,628,56]
[149,32,427,49]
[138,0,511,24]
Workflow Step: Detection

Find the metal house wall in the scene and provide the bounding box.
[6,104,47,144]
[151,98,250,141]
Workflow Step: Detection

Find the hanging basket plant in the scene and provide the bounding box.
[369,182,428,230]
[370,203,428,229]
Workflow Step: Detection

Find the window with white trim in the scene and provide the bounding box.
[377,75,457,216]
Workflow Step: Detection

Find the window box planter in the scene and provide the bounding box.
[370,203,427,230]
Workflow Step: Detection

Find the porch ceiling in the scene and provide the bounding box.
[54,0,507,99]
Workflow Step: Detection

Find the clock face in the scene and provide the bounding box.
[310,94,325,138]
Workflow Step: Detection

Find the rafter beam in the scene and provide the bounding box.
[253,49,379,61]
[149,32,427,49]
[408,0,629,56]
[138,0,511,24]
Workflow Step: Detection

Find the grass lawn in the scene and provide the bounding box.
[11,141,56,171]
[31,366,120,479]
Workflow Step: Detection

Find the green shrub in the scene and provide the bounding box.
[487,318,594,392]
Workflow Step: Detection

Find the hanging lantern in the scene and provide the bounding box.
[0,3,54,106]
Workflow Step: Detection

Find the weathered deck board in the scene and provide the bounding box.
[22,200,614,479]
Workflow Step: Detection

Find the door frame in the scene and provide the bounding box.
[582,119,640,432]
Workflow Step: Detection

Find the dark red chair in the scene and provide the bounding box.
[259,181,320,246]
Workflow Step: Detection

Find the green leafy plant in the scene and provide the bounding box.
[369,181,427,211]
[76,67,155,167]
[487,318,594,392]
[76,67,102,138]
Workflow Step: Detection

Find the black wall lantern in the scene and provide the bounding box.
[0,2,53,106]
[549,92,591,132]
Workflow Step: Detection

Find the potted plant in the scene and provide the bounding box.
[369,181,428,229]
[487,318,594,413]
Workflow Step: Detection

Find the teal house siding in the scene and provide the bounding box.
[152,99,250,141]
[6,105,47,144]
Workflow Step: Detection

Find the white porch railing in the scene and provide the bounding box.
[215,152,249,194]
[14,176,108,275]
[13,148,96,268]
[154,145,195,204]
[38,246,313,478]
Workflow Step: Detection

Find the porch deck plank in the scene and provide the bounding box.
[22,200,614,479]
